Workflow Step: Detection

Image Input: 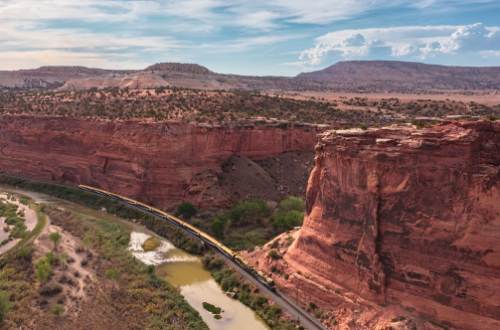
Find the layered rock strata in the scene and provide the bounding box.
[0,115,322,208]
[251,121,500,329]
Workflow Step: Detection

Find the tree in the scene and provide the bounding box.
[270,196,305,232]
[35,258,53,283]
[175,202,197,219]
[271,210,303,232]
[49,232,62,251]
[211,216,227,239]
[278,196,305,212]
[228,199,270,226]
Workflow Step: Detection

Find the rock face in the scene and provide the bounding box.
[283,121,500,329]
[0,115,321,208]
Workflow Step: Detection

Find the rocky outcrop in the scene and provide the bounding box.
[248,121,500,329]
[0,115,322,208]
[59,72,170,91]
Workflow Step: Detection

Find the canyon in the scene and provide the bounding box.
[0,115,322,209]
[247,120,500,329]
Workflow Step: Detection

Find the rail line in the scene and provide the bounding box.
[78,184,327,330]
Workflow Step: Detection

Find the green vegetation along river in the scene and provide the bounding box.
[1,185,268,330]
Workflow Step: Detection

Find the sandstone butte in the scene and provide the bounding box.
[0,115,323,208]
[246,120,500,329]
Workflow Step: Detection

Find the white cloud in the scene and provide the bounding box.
[0,1,499,71]
[299,23,500,65]
[0,0,156,23]
[200,34,302,53]
[447,23,500,52]
[0,49,154,70]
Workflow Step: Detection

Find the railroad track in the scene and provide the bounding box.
[79,184,327,330]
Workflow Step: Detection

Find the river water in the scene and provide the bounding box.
[129,231,268,330]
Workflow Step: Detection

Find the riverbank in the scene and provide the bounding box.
[0,188,208,329]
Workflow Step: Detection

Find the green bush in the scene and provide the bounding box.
[278,196,305,212]
[202,302,222,315]
[16,245,33,261]
[271,210,303,232]
[49,232,62,251]
[35,257,53,283]
[271,196,305,232]
[10,221,27,239]
[211,216,228,239]
[175,202,197,219]
[228,199,270,225]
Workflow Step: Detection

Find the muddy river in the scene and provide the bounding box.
[129,231,268,330]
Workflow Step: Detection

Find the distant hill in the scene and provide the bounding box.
[1,61,499,92]
[0,66,132,89]
[145,62,213,75]
[297,61,500,91]
[58,63,299,91]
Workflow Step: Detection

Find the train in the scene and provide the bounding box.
[78,184,276,291]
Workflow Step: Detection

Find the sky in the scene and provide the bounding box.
[0,0,499,76]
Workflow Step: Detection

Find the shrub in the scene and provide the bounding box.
[271,210,303,232]
[51,304,64,316]
[35,258,53,283]
[228,199,270,225]
[202,255,224,271]
[175,202,198,219]
[45,252,58,266]
[105,268,119,280]
[268,250,281,260]
[10,222,27,239]
[220,273,239,291]
[49,232,62,251]
[211,216,227,239]
[278,196,305,212]
[202,302,222,315]
[16,245,33,261]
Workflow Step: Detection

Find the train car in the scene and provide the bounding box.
[233,255,276,291]
[257,270,276,290]
[79,185,140,206]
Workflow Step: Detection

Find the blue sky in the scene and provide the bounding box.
[1,0,499,75]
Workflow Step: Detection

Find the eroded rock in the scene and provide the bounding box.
[0,116,322,208]
[246,121,500,329]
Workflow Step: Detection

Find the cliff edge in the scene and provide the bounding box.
[248,121,500,329]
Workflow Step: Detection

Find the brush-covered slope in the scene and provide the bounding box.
[297,61,500,91]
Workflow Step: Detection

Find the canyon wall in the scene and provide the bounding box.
[0,115,322,208]
[282,121,500,329]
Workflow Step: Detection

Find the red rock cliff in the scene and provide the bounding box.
[0,115,322,208]
[275,121,500,329]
